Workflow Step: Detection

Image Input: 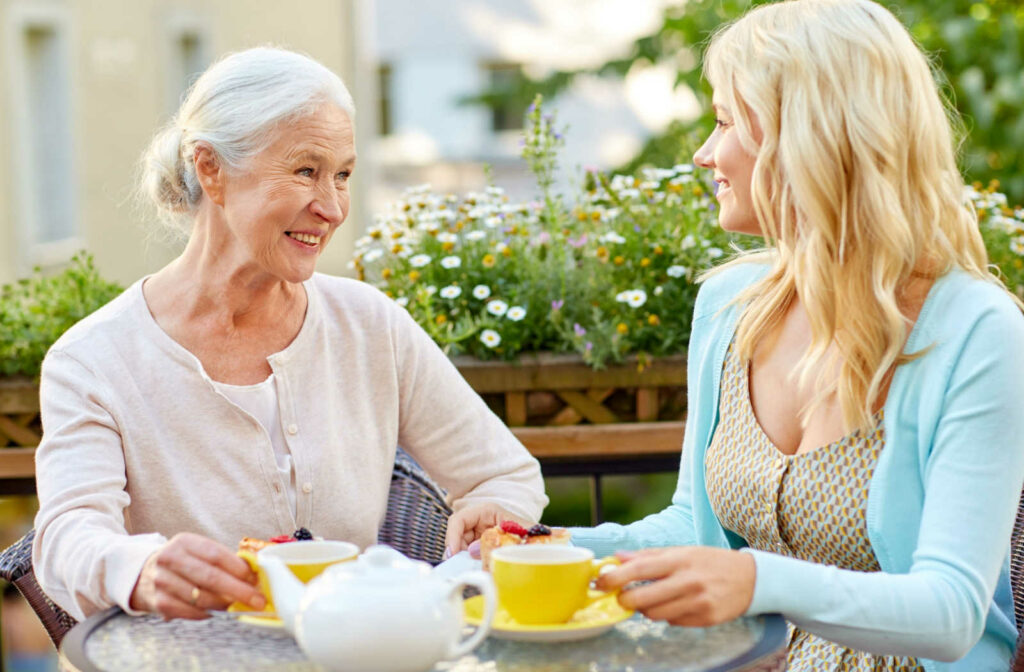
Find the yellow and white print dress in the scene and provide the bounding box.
[705,344,924,672]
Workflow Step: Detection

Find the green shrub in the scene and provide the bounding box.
[0,253,123,379]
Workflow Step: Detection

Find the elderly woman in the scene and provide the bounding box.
[573,1,1024,671]
[32,47,547,622]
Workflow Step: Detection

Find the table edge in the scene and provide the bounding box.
[55,609,787,672]
[706,613,787,672]
[59,606,123,672]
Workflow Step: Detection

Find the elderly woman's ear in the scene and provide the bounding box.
[193,145,226,207]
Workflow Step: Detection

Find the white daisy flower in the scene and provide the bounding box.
[485,216,502,228]
[410,254,431,268]
[1011,237,1024,256]
[495,242,509,254]
[666,265,688,278]
[439,286,462,300]
[600,232,626,244]
[425,285,437,296]
[466,231,487,242]
[654,286,664,296]
[681,235,696,250]
[440,256,462,269]
[437,232,458,244]
[486,300,508,316]
[615,291,630,303]
[363,249,384,263]
[707,247,724,258]
[395,297,409,307]
[506,306,527,321]
[627,290,648,308]
[472,285,491,300]
[480,329,502,348]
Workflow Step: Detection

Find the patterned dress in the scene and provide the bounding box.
[704,344,924,672]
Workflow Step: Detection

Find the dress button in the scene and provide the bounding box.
[302,482,313,494]
[287,423,298,435]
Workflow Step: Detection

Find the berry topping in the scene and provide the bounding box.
[499,520,529,537]
[293,527,314,541]
[269,534,295,544]
[527,524,551,537]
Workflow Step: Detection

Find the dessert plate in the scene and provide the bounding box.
[463,592,633,643]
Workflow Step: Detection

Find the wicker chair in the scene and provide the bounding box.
[1009,490,1024,671]
[377,448,452,565]
[0,451,452,649]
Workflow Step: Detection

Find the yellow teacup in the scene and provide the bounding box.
[490,545,620,625]
[231,540,359,615]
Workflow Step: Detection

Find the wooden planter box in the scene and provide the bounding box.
[0,377,42,481]
[453,353,686,472]
[0,354,688,487]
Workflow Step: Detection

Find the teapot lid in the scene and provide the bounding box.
[328,544,432,584]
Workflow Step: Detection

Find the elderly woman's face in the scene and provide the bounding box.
[218,103,356,283]
[693,93,760,236]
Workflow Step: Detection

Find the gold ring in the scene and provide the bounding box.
[189,586,201,606]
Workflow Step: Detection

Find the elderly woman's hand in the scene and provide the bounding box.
[129,533,266,620]
[595,547,756,627]
[444,503,533,558]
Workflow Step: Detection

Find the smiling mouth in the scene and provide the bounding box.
[286,232,322,247]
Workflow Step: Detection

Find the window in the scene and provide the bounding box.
[7,6,79,266]
[378,63,393,136]
[484,62,527,133]
[166,22,209,112]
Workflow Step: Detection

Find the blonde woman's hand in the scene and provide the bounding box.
[595,547,756,627]
[129,532,266,620]
[444,503,533,558]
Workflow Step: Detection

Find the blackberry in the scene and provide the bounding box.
[293,527,314,541]
[527,524,551,537]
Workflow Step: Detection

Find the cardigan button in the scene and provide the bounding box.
[287,423,298,435]
[302,482,313,494]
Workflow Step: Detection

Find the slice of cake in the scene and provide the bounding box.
[479,521,570,570]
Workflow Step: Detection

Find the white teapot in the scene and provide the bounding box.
[259,544,496,672]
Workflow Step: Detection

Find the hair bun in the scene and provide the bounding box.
[140,124,199,215]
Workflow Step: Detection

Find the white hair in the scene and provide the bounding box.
[139,46,355,235]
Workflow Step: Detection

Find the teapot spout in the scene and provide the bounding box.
[258,555,303,635]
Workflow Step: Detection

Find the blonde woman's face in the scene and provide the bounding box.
[693,95,760,236]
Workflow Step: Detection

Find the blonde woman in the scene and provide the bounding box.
[572,1,1024,670]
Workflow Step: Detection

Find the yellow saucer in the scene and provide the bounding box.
[464,592,633,642]
[235,613,284,628]
[226,606,284,628]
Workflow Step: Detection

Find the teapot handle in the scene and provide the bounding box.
[446,570,496,659]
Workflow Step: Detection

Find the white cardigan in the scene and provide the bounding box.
[32,273,547,620]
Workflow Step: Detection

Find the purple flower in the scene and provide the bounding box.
[536,232,551,245]
[567,234,589,248]
[585,341,593,352]
[551,299,564,311]
[574,323,586,337]
[633,224,641,233]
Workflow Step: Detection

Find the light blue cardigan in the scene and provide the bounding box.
[571,262,1024,672]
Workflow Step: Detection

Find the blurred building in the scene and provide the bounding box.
[0,0,373,286]
[371,0,697,213]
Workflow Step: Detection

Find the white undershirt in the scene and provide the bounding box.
[210,374,297,518]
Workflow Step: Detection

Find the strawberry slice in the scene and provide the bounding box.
[269,534,296,544]
[499,520,529,537]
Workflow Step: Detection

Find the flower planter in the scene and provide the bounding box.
[0,353,688,492]
[0,377,42,483]
[452,353,686,472]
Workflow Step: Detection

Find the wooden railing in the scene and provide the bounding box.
[1,356,688,519]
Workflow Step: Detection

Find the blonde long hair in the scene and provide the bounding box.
[703,0,1005,431]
